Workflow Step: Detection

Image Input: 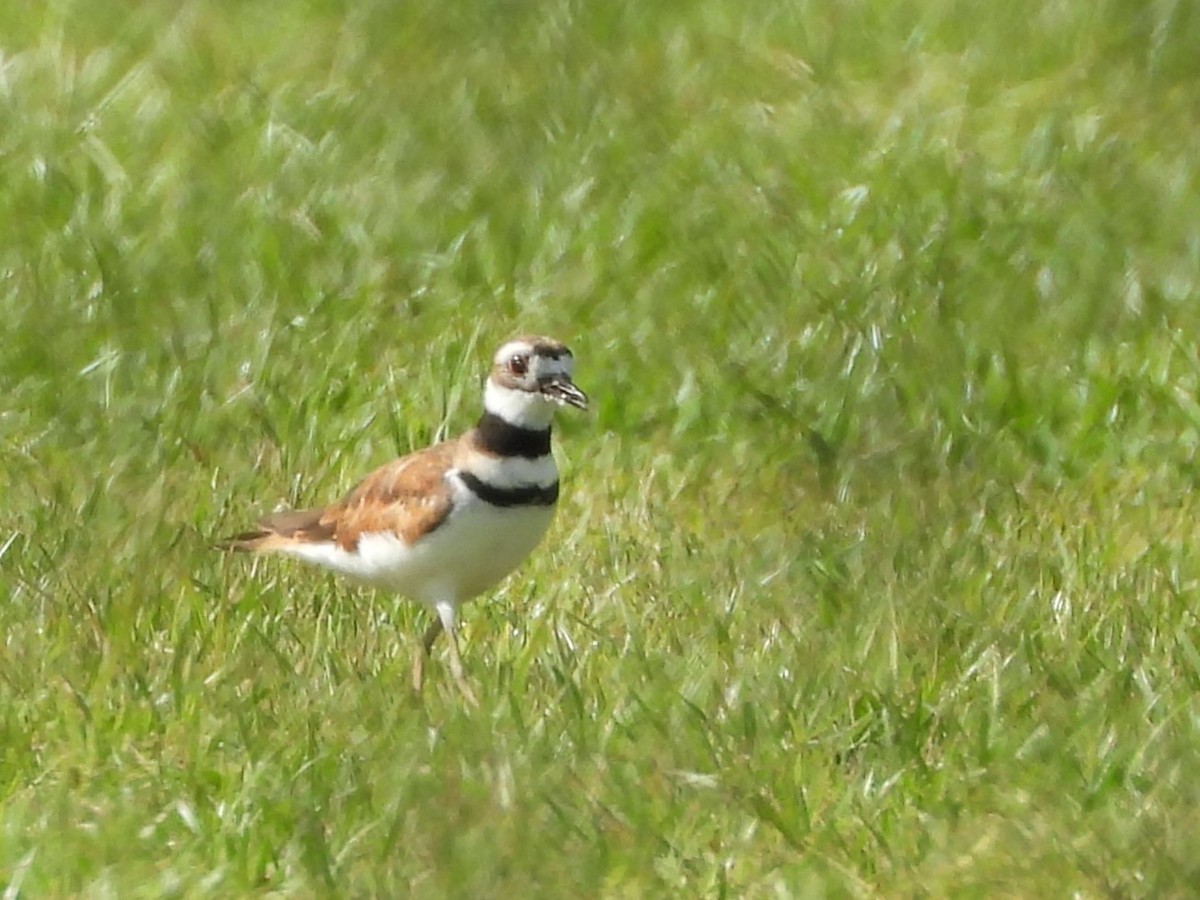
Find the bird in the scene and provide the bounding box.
[218,335,587,704]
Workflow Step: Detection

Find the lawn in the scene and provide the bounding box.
[2,0,1199,894]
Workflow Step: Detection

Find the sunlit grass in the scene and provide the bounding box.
[2,0,1199,894]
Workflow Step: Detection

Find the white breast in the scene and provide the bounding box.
[462,451,558,489]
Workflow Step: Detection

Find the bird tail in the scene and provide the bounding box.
[216,508,331,552]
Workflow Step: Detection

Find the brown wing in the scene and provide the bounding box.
[218,441,458,553]
[319,441,458,550]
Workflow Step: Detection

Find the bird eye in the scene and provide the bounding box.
[509,354,529,375]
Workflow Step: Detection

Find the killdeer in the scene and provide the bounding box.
[219,336,587,704]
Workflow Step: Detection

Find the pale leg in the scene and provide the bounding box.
[436,601,478,707]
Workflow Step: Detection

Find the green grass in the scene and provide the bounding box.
[3,0,1200,894]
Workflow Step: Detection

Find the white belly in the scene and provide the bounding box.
[282,494,555,606]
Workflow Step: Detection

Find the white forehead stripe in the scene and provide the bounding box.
[494,340,572,363]
[531,355,573,378]
[492,340,575,381]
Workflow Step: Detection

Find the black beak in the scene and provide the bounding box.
[539,374,588,410]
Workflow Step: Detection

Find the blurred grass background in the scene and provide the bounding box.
[2,0,1199,894]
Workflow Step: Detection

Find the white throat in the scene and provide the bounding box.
[484,378,555,429]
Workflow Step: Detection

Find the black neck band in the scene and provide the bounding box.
[457,472,560,507]
[475,412,552,459]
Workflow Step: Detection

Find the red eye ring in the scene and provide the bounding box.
[509,354,529,375]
